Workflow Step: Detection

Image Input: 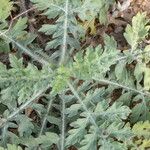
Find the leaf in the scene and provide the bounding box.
[95,101,131,122]
[79,126,97,150]
[77,0,115,24]
[39,24,57,35]
[66,104,81,117]
[144,67,150,91]
[106,122,133,141]
[143,45,150,63]
[21,132,59,148]
[117,92,133,106]
[139,139,150,149]
[51,66,71,94]
[0,144,22,150]
[124,12,150,51]
[65,118,87,146]
[134,62,144,83]
[17,115,34,137]
[72,35,118,80]
[1,17,36,53]
[10,18,28,38]
[9,54,23,69]
[100,140,127,150]
[31,0,82,61]
[0,0,12,22]
[0,40,10,52]
[132,121,150,139]
[115,60,127,81]
[47,116,61,128]
[0,55,51,105]
[130,98,150,123]
[8,17,36,46]
[82,18,96,35]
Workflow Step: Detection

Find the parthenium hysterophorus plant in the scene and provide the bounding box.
[0,0,150,150]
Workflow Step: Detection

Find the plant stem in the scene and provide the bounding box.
[39,97,54,136]
[60,96,65,150]
[93,78,150,96]
[59,0,69,65]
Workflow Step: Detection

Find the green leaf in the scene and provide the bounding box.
[20,132,59,149]
[100,140,127,150]
[144,67,150,91]
[0,0,12,22]
[95,101,131,122]
[124,12,150,51]
[106,122,133,141]
[0,55,52,105]
[131,97,150,123]
[0,144,22,150]
[134,62,144,83]
[51,66,71,94]
[77,0,115,24]
[0,40,10,52]
[72,35,118,80]
[9,54,23,69]
[79,126,97,150]
[66,118,87,146]
[132,121,150,139]
[17,115,34,137]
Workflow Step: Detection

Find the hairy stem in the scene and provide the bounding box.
[59,0,69,65]
[60,96,66,150]
[93,78,150,96]
[39,97,54,136]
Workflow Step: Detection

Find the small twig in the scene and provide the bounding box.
[9,7,35,28]
[0,7,35,36]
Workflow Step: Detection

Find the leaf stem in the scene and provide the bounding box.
[60,96,65,150]
[93,78,150,96]
[39,97,54,136]
[59,0,69,65]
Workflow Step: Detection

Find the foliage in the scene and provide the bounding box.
[0,2,36,53]
[0,0,12,22]
[31,0,115,61]
[71,35,118,80]
[124,12,150,52]
[0,0,150,150]
[0,144,22,150]
[77,0,115,24]
[130,121,150,150]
